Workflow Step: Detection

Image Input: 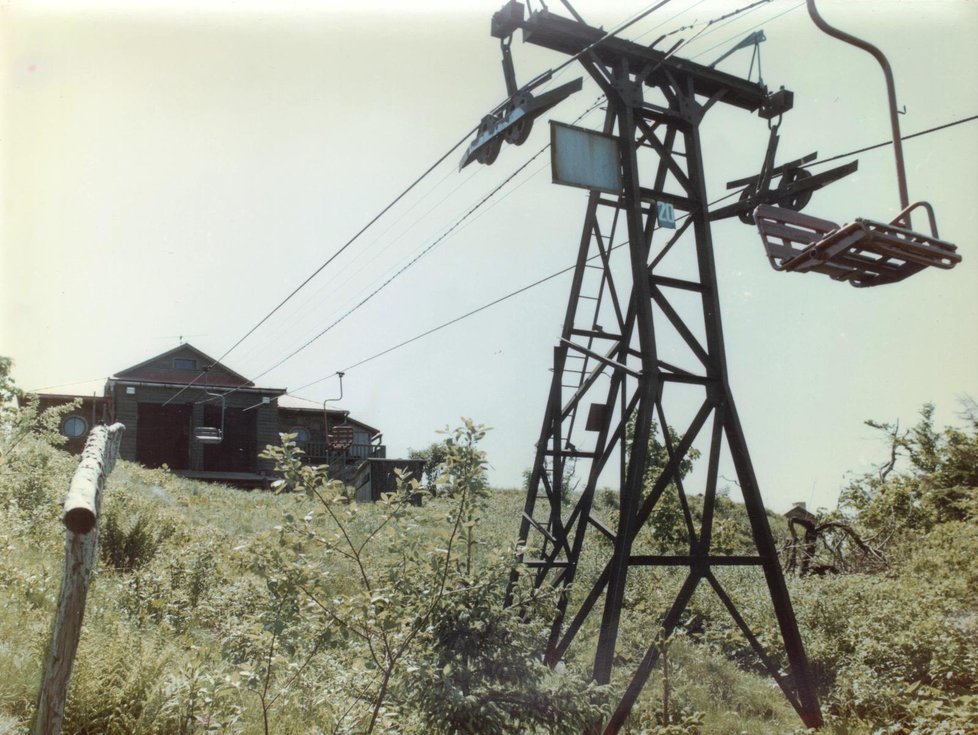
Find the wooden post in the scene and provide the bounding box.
[33,423,125,735]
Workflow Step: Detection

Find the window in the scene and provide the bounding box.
[292,427,310,444]
[62,416,88,438]
[174,357,198,370]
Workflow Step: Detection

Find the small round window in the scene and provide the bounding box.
[62,416,88,438]
[292,427,310,443]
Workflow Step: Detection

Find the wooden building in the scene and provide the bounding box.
[276,394,385,481]
[37,344,384,487]
[353,458,425,503]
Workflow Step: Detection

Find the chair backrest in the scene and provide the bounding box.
[328,425,355,451]
[754,204,840,268]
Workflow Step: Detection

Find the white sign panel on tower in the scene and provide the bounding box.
[550,121,622,195]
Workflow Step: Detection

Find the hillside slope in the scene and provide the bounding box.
[1,416,975,734]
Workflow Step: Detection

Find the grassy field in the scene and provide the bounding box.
[1,419,976,734]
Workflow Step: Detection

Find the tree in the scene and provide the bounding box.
[839,402,978,543]
[782,508,887,575]
[625,418,701,554]
[0,356,79,465]
[406,440,450,494]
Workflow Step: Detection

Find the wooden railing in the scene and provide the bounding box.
[33,423,125,735]
[299,442,385,463]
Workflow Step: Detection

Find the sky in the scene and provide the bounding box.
[2,0,976,513]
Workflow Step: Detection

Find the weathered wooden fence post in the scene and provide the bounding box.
[33,423,125,735]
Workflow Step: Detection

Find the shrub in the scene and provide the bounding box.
[99,508,174,572]
[60,622,171,734]
[261,421,606,734]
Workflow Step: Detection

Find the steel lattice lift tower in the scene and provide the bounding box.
[461,2,960,732]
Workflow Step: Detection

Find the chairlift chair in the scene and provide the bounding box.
[753,0,961,287]
[327,423,355,452]
[754,202,959,287]
[322,372,354,452]
[193,426,223,444]
[193,372,225,444]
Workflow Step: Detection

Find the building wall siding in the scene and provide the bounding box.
[113,384,140,461]
[256,402,279,472]
[111,383,281,471]
[279,409,326,445]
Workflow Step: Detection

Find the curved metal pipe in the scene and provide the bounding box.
[323,372,345,442]
[806,0,910,217]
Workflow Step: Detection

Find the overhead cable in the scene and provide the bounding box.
[233,163,485,369]
[235,0,885,395]
[225,95,617,397]
[162,0,691,407]
[216,126,478,362]
[244,0,684,365]
[690,0,805,61]
[811,114,978,167]
[290,112,976,393]
[172,3,972,405]
[293,262,579,393]
[160,124,478,407]
[249,145,555,382]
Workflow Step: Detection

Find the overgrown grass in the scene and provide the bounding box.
[1,436,975,734]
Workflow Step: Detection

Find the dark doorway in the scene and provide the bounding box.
[136,403,191,470]
[202,406,256,472]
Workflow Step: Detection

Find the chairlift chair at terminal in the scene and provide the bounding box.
[752,0,961,287]
[322,372,355,453]
[193,371,225,445]
[193,425,223,444]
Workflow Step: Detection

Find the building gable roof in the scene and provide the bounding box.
[111,344,255,388]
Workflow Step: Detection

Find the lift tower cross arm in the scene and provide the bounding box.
[517,7,775,112]
[478,4,823,733]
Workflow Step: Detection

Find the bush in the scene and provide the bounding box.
[405,558,606,735]
[0,441,74,520]
[60,622,171,734]
[261,421,607,734]
[0,401,973,734]
[61,622,243,735]
[99,508,174,572]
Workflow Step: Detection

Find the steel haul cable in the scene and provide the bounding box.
[230,0,784,395]
[162,125,478,407]
[168,2,968,406]
[164,0,697,406]
[288,112,977,396]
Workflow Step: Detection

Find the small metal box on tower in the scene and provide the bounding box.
[491,1,524,39]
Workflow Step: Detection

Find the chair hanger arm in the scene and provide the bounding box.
[806,0,910,218]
